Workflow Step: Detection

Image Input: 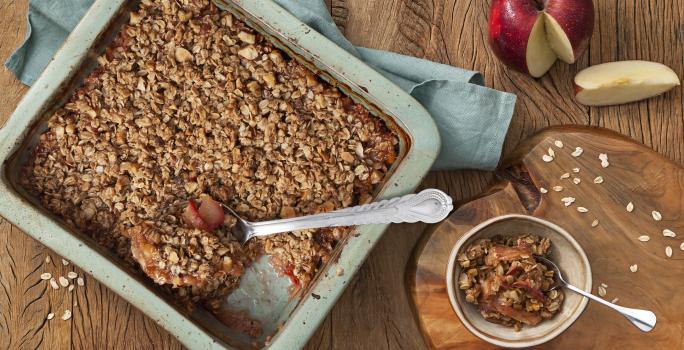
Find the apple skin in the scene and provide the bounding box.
[545,0,594,62]
[488,0,542,75]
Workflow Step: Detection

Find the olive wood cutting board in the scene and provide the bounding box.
[407,126,684,349]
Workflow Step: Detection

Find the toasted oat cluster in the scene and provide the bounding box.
[23,0,397,310]
[457,235,564,331]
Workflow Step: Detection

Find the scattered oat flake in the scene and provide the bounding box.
[540,187,548,194]
[601,160,609,168]
[572,167,580,173]
[47,313,55,320]
[571,147,584,157]
[638,235,651,242]
[68,285,75,292]
[629,264,638,273]
[336,266,345,276]
[49,278,59,290]
[67,271,78,279]
[548,148,555,157]
[591,219,599,227]
[45,256,51,264]
[40,273,52,280]
[601,283,608,288]
[663,229,676,238]
[599,153,608,161]
[626,202,634,212]
[680,242,684,251]
[594,176,604,184]
[542,155,554,162]
[652,211,662,221]
[62,259,69,266]
[577,207,589,213]
[58,276,69,287]
[554,140,564,148]
[560,173,570,179]
[561,197,576,206]
[61,310,72,321]
[666,246,673,258]
[77,277,84,286]
[573,178,581,184]
[553,186,564,192]
[611,298,620,304]
[598,286,607,297]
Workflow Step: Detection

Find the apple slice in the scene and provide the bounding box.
[575,60,681,106]
[544,0,594,63]
[198,195,225,231]
[183,199,210,231]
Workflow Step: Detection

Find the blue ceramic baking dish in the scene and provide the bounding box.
[0,0,440,348]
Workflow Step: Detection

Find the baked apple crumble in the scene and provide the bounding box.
[457,235,564,330]
[22,0,397,323]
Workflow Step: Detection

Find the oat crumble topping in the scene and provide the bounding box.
[23,0,397,315]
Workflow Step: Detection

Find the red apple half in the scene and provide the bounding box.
[489,0,594,77]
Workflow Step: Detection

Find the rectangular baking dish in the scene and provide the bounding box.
[0,0,440,349]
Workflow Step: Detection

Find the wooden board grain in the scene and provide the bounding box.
[408,126,684,349]
[0,0,683,349]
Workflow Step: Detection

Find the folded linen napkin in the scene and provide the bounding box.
[5,0,516,170]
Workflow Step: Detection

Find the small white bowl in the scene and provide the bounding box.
[446,214,592,348]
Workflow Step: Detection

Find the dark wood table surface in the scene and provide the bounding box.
[1,0,682,348]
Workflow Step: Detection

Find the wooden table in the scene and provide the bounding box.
[1,0,682,349]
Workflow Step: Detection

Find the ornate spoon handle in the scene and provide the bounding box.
[248,189,453,237]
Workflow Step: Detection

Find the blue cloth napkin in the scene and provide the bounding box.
[5,0,516,171]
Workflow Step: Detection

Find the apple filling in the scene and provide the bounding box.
[457,234,564,331]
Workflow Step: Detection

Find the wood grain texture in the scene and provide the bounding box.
[0,0,682,349]
[409,127,684,349]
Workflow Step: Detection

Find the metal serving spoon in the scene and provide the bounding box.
[223,189,453,244]
[536,255,657,332]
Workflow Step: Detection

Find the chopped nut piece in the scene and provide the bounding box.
[67,271,78,279]
[560,173,570,179]
[68,285,75,292]
[77,278,84,287]
[540,187,548,194]
[599,153,609,168]
[548,148,555,157]
[45,256,51,264]
[336,266,344,276]
[542,155,554,162]
[629,264,638,273]
[573,177,581,185]
[591,219,599,227]
[680,242,684,251]
[62,259,69,266]
[593,176,604,184]
[553,186,564,192]
[40,273,52,280]
[611,298,620,304]
[554,140,564,148]
[47,313,55,320]
[626,202,634,212]
[572,167,580,173]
